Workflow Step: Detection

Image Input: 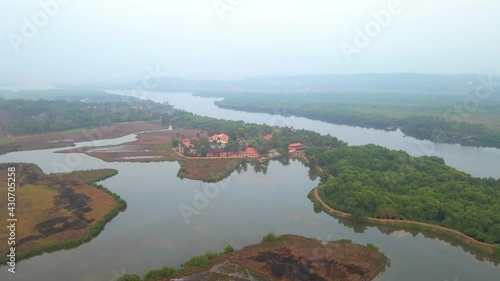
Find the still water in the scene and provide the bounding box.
[0,92,498,281]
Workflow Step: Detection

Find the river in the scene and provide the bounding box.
[0,91,498,281]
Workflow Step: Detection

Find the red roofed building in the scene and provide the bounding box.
[182,139,192,148]
[263,135,272,141]
[288,142,306,154]
[289,142,304,149]
[237,147,259,157]
[208,133,229,147]
[207,150,221,157]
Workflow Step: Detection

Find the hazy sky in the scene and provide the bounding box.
[1,0,499,86]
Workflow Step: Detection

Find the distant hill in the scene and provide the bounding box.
[68,73,497,94]
[0,89,139,101]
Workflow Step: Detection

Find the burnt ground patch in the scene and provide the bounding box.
[18,214,92,246]
[56,186,92,213]
[251,249,326,281]
[11,167,98,247]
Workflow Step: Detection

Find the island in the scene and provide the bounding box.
[117,234,388,281]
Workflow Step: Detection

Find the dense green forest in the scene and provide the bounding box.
[306,145,500,244]
[0,94,172,135]
[207,92,500,148]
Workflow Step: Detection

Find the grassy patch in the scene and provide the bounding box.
[144,249,230,280]
[338,239,353,243]
[53,169,118,183]
[262,232,285,242]
[144,266,177,280]
[116,274,141,281]
[367,243,381,253]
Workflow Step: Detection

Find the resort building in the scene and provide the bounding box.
[208,133,229,148]
[206,147,259,158]
[182,139,192,148]
[288,142,306,155]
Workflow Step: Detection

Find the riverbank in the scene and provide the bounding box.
[0,164,125,264]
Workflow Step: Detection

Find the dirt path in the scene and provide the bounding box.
[310,163,497,254]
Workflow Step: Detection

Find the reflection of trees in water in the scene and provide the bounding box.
[233,157,312,177]
[252,161,268,174]
[276,156,290,166]
[330,213,500,265]
[234,160,270,175]
[335,216,369,234]
[308,168,319,182]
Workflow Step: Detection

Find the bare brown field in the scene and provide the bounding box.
[56,129,202,162]
[0,121,167,156]
[177,157,243,182]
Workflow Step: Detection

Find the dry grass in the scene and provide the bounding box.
[0,121,168,155]
[54,169,118,183]
[179,158,242,182]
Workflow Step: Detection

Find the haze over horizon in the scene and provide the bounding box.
[1,0,499,88]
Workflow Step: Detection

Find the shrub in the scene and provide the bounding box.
[338,239,352,243]
[144,266,176,280]
[367,243,380,253]
[262,232,284,242]
[182,254,211,268]
[224,244,234,254]
[117,274,141,281]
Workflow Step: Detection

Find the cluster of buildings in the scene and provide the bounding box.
[177,132,306,158]
[179,133,259,158]
[207,146,258,158]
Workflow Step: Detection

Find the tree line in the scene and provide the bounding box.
[0,97,172,135]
